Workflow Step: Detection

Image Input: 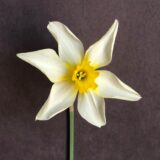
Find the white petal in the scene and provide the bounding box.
[86,20,119,68]
[36,81,77,120]
[96,70,142,101]
[47,21,84,65]
[17,49,67,83]
[78,91,106,127]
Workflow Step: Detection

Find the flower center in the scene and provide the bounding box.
[71,57,99,94]
[76,70,87,80]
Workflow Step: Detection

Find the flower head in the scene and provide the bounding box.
[17,20,141,127]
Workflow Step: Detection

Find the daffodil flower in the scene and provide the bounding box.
[17,20,141,127]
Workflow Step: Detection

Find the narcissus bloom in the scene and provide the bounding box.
[17,20,141,127]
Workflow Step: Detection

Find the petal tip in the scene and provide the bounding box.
[137,93,142,101]
[132,92,142,101]
[35,112,47,121]
[47,21,54,30]
[16,53,24,60]
[16,53,21,58]
[47,21,61,28]
[97,122,106,128]
[113,19,119,29]
[94,119,106,128]
[114,19,119,24]
[35,115,40,121]
[35,115,48,121]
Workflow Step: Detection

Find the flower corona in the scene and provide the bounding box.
[70,57,99,93]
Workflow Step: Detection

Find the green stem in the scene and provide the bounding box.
[69,106,74,160]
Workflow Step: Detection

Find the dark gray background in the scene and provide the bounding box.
[0,0,160,159]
